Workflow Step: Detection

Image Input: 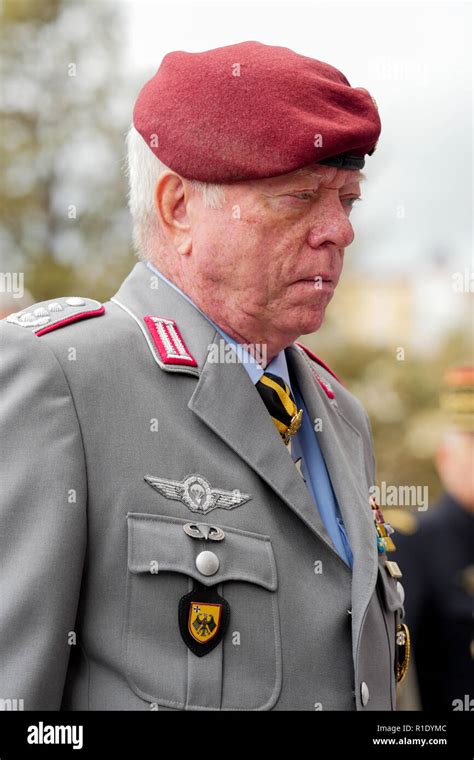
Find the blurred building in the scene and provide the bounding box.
[327,268,471,355]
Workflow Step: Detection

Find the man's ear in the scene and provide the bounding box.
[154,171,192,255]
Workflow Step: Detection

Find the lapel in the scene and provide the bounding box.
[286,344,379,657]
[188,336,343,558]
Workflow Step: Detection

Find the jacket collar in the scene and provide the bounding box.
[111,262,216,377]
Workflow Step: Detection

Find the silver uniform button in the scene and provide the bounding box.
[65,297,86,306]
[397,581,405,605]
[361,681,370,706]
[195,550,219,576]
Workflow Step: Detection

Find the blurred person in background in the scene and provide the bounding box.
[393,367,474,711]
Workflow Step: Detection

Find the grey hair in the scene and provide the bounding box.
[125,125,225,261]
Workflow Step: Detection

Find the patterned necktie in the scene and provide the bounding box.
[256,372,303,446]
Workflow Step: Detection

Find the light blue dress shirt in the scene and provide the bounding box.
[146,262,353,567]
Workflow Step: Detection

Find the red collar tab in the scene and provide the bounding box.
[313,372,336,399]
[295,342,341,384]
[144,316,197,367]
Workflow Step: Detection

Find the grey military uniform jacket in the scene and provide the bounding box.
[0,262,404,711]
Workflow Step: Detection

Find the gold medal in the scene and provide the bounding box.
[396,622,411,682]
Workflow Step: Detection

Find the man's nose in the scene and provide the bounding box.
[306,201,355,250]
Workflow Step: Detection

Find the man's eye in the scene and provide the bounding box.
[292,192,314,201]
[341,196,362,208]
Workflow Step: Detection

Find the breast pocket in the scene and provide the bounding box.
[122,512,282,710]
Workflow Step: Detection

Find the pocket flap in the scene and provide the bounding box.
[127,512,278,591]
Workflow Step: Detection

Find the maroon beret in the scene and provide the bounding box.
[133,41,381,183]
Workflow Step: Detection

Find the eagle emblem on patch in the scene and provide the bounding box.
[144,473,251,514]
[189,603,221,644]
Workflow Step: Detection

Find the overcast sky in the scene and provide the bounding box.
[120,0,472,277]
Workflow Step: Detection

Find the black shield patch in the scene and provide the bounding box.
[178,581,230,657]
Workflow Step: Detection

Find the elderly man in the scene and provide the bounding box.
[0,41,407,711]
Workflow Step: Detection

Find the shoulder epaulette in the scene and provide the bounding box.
[4,296,104,336]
